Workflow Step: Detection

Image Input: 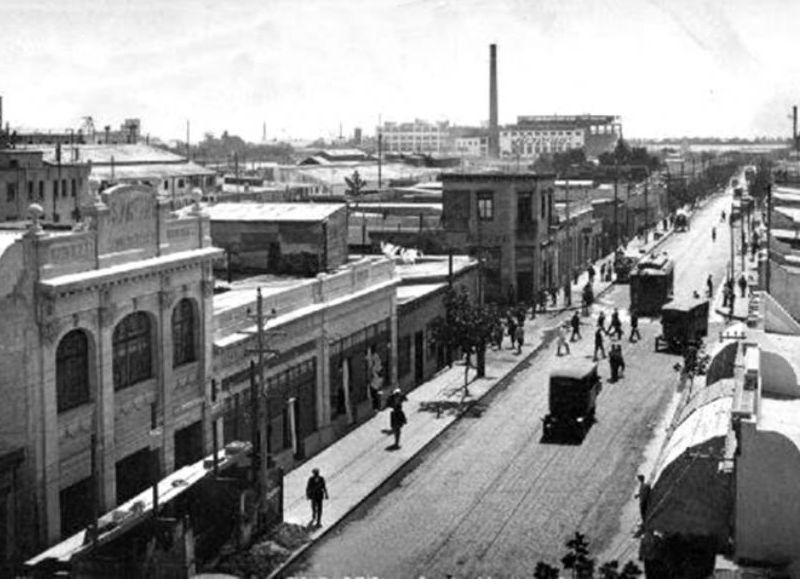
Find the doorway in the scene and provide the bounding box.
[414,331,424,384]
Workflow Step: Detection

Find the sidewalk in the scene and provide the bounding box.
[712,254,761,322]
[268,221,679,578]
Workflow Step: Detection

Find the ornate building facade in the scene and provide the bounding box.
[0,184,220,571]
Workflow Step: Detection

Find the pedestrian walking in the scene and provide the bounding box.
[636,474,652,523]
[564,280,572,306]
[593,326,606,361]
[549,286,557,306]
[514,325,525,354]
[387,388,407,412]
[600,262,606,281]
[556,323,571,356]
[721,210,726,222]
[738,274,748,298]
[507,316,517,349]
[570,311,582,341]
[390,406,407,448]
[306,468,329,527]
[711,227,716,242]
[597,310,607,333]
[706,275,714,298]
[538,288,548,313]
[629,309,641,342]
[609,308,623,340]
[609,343,621,381]
[588,264,596,284]
[615,343,626,377]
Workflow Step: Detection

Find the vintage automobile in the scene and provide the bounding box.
[629,254,675,316]
[654,297,709,353]
[542,361,602,442]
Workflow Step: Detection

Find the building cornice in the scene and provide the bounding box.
[37,246,222,298]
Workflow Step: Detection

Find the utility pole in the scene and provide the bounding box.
[644,168,649,233]
[246,290,283,492]
[613,161,619,250]
[186,119,190,159]
[766,181,772,293]
[377,132,383,190]
[626,179,631,240]
[794,106,798,153]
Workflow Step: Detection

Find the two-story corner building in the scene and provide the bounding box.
[441,173,556,304]
[0,148,91,224]
[0,184,221,571]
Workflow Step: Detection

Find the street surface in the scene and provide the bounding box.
[286,193,736,578]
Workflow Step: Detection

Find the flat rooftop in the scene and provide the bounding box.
[393,254,476,283]
[206,202,344,222]
[397,282,447,305]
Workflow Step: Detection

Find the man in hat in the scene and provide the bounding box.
[306,468,329,527]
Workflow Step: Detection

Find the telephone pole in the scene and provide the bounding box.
[245,289,283,490]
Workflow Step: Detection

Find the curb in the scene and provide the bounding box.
[266,327,558,579]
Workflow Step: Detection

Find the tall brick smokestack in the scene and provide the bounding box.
[489,44,499,158]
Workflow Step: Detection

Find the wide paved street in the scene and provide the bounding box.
[286,193,736,578]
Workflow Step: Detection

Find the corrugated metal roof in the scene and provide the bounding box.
[206,202,344,222]
[90,162,215,181]
[20,143,188,165]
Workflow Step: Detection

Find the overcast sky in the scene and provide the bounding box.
[2,0,799,142]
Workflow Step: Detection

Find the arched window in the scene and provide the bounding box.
[172,299,196,367]
[57,330,90,413]
[113,312,152,390]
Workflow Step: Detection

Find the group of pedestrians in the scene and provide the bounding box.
[493,307,527,354]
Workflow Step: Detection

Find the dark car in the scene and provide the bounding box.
[542,361,602,442]
[655,297,709,353]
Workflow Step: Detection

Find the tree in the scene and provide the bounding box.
[535,532,642,579]
[429,287,501,392]
[344,170,367,199]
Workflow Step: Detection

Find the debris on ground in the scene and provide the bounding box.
[203,522,311,577]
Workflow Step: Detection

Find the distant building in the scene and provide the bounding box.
[441,172,556,303]
[206,202,348,276]
[0,184,220,570]
[500,115,621,160]
[379,120,451,154]
[298,148,372,165]
[0,147,91,224]
[20,143,218,209]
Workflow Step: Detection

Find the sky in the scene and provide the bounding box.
[2,0,800,142]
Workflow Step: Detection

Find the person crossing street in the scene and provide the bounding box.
[593,326,606,361]
[629,308,641,342]
[556,322,570,356]
[570,311,582,341]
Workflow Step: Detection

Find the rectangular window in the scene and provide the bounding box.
[5,183,16,203]
[38,181,44,201]
[477,192,494,221]
[60,478,93,538]
[541,191,547,219]
[27,181,34,201]
[71,179,77,197]
[53,180,58,198]
[62,179,68,197]
[517,192,533,224]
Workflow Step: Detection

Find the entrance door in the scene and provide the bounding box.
[414,331,424,384]
[517,271,533,304]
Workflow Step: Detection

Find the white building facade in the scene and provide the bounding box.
[0,184,221,570]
